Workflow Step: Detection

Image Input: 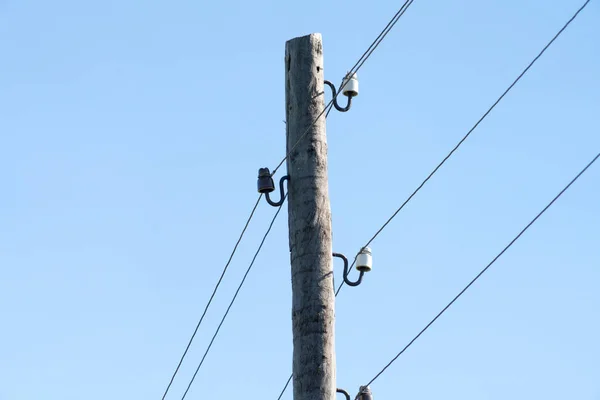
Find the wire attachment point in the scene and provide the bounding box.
[324,72,358,113]
[355,385,373,400]
[341,72,359,97]
[257,167,289,207]
[333,249,372,287]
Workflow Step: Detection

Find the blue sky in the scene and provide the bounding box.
[1,0,599,399]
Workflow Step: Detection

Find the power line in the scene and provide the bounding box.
[276,374,293,400]
[326,0,592,391]
[365,151,599,386]
[160,194,262,400]
[347,0,414,82]
[180,196,287,400]
[350,0,592,268]
[271,0,416,176]
[276,0,589,396]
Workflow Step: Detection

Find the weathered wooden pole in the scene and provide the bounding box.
[285,33,336,400]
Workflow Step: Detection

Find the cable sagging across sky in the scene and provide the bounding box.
[180,195,287,400]
[365,151,599,386]
[341,0,592,283]
[160,194,262,400]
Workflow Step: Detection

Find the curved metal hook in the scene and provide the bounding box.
[324,80,352,112]
[336,388,351,400]
[332,252,364,287]
[265,175,289,207]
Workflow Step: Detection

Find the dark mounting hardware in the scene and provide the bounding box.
[324,80,352,112]
[336,388,351,400]
[257,167,289,207]
[332,252,365,287]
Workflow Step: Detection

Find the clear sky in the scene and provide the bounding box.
[1,0,599,399]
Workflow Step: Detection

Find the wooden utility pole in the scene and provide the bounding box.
[285,33,336,400]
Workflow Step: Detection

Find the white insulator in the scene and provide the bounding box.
[356,246,372,272]
[341,72,359,97]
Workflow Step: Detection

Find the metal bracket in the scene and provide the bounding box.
[333,252,365,287]
[324,80,352,112]
[337,388,351,400]
[265,174,289,207]
[258,167,289,208]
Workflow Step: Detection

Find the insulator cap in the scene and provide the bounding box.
[357,385,373,400]
[257,167,275,193]
[356,246,372,272]
[341,72,359,97]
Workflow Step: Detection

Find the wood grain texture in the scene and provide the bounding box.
[285,33,336,400]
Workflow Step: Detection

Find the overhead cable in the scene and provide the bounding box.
[366,151,599,386]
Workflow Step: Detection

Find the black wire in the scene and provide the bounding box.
[276,374,293,400]
[359,0,591,253]
[272,0,416,175]
[347,0,414,78]
[324,0,414,120]
[366,151,599,386]
[180,196,287,400]
[276,1,591,396]
[325,101,336,119]
[160,193,262,400]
